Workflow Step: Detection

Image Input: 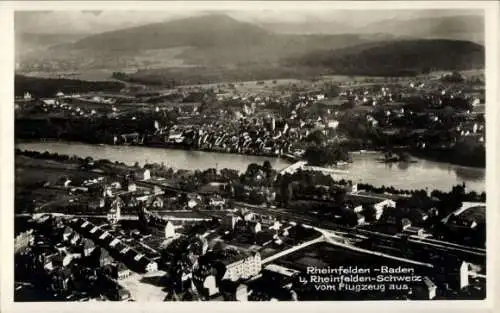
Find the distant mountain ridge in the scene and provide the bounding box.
[17,14,484,82]
[73,14,273,51]
[360,15,484,43]
[260,14,483,44]
[68,14,387,66]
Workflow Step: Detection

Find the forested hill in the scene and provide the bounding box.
[287,39,484,76]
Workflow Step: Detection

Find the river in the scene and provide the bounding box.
[15,141,485,193]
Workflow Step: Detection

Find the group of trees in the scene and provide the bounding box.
[305,130,326,145]
[112,71,176,87]
[303,144,349,166]
[240,161,276,186]
[440,71,465,83]
[411,141,485,168]
[16,149,87,164]
[277,170,341,207]
[292,183,346,204]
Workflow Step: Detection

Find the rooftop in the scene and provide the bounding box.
[263,264,299,277]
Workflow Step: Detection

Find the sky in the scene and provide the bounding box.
[14,8,483,35]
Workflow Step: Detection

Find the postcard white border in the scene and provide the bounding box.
[1,1,498,313]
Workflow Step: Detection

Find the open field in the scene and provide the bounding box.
[15,166,69,187]
[15,155,105,186]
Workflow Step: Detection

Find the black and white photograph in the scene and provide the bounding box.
[2,0,498,308]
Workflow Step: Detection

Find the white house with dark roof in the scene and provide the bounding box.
[109,238,121,248]
[114,262,132,280]
[137,257,158,272]
[134,169,151,181]
[422,276,437,299]
[120,247,131,255]
[133,253,144,262]
[248,221,262,234]
[164,221,176,239]
[99,231,111,241]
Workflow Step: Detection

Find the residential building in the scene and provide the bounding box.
[209,196,226,209]
[422,276,437,299]
[374,199,396,220]
[219,251,262,282]
[138,258,158,272]
[356,213,366,225]
[151,196,164,208]
[107,197,123,225]
[88,197,106,210]
[96,247,114,267]
[243,212,256,222]
[402,226,425,237]
[222,215,241,230]
[202,275,219,297]
[165,221,176,239]
[113,262,132,280]
[81,237,96,257]
[248,221,262,234]
[268,221,281,231]
[134,169,151,181]
[127,182,137,192]
[235,283,249,301]
[459,261,470,290]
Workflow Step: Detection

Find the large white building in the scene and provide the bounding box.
[221,252,262,282]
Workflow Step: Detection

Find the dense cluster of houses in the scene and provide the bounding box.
[15,215,133,301]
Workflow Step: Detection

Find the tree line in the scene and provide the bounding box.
[15,75,124,98]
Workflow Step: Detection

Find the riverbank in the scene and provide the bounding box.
[15,141,485,192]
[16,138,299,162]
[16,137,485,169]
[14,148,486,215]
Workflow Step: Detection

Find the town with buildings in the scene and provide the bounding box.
[14,140,486,301]
[12,8,488,303]
[16,69,485,167]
